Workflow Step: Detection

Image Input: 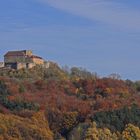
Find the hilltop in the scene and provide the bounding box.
[0,63,140,139]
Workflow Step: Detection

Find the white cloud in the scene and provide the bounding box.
[38,0,140,30]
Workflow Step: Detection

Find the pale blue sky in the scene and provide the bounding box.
[0,0,140,80]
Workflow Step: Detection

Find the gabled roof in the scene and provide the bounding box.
[30,55,43,59]
[4,50,26,57]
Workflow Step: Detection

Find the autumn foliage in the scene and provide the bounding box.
[0,64,140,139]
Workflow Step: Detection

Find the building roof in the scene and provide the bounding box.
[4,50,26,57]
[30,55,43,59]
[4,50,43,60]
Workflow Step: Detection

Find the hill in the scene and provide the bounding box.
[0,63,140,139]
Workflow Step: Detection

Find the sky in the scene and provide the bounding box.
[0,0,140,80]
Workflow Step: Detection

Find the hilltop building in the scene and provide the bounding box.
[4,50,45,70]
[0,62,4,68]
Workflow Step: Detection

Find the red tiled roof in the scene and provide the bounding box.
[4,51,26,57]
[30,55,43,59]
[4,50,43,60]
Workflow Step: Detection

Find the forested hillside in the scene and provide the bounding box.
[0,63,140,140]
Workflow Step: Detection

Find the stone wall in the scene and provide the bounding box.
[0,62,4,68]
[16,63,27,70]
[5,63,17,69]
[4,56,26,63]
[27,63,36,69]
[44,61,50,69]
[25,50,32,56]
[32,58,44,65]
[5,62,36,70]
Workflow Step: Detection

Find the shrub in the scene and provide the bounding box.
[91,104,140,132]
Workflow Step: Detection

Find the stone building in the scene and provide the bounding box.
[4,50,44,69]
[0,62,4,68]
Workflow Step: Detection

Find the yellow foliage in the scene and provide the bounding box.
[122,124,140,140]
[85,123,140,140]
[0,112,53,140]
[84,122,118,140]
[105,88,113,94]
